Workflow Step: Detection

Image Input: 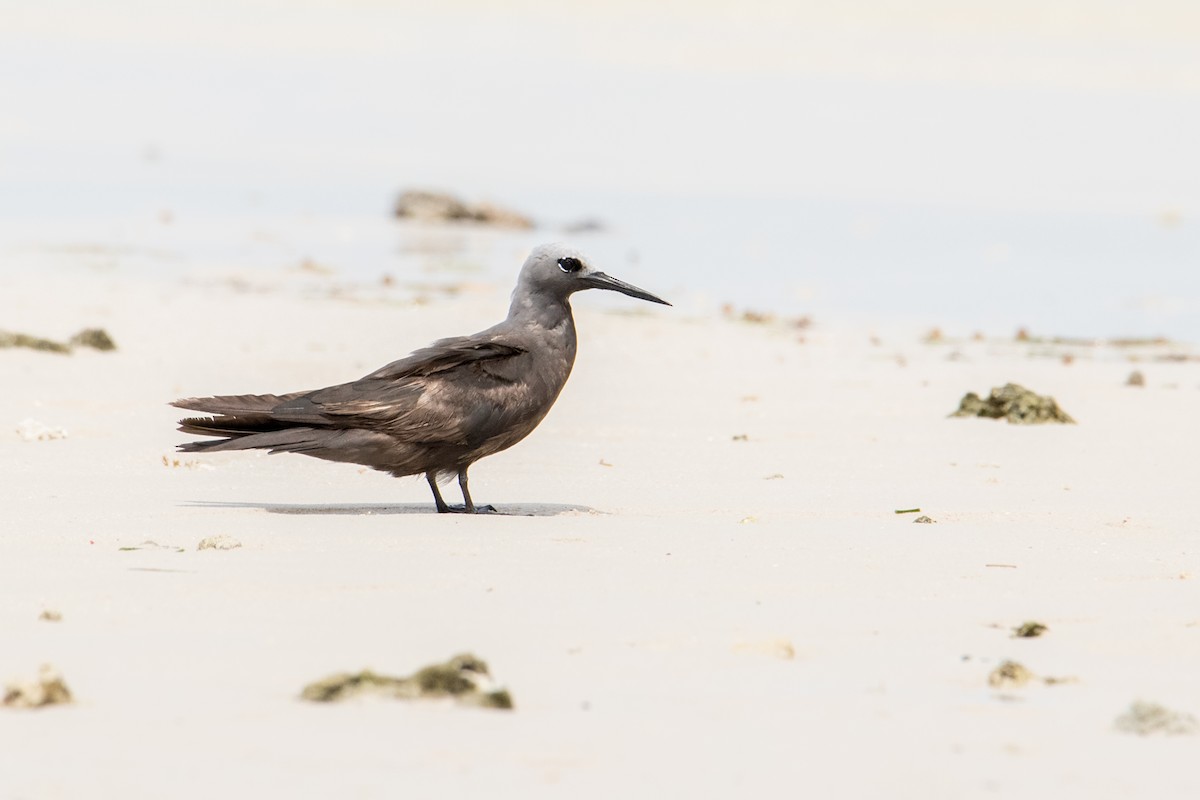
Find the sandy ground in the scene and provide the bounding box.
[3,260,1200,798]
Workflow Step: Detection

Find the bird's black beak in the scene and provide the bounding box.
[581,271,671,306]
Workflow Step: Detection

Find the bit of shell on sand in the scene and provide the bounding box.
[988,660,1035,688]
[987,660,1074,689]
[16,419,68,442]
[3,665,73,709]
[197,535,242,551]
[1114,701,1198,736]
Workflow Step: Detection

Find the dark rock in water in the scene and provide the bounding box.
[301,653,513,710]
[69,328,117,351]
[951,383,1074,424]
[394,189,534,229]
[394,190,472,222]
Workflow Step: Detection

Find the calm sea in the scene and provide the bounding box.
[3,3,1197,340]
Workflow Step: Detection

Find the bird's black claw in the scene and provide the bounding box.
[437,504,497,514]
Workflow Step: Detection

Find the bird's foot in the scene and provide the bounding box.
[437,504,498,515]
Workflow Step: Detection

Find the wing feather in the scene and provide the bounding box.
[265,337,529,445]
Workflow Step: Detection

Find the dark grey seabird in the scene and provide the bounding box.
[173,243,669,513]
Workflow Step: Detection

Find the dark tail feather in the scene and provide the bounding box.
[174,391,312,451]
[177,426,327,453]
[172,392,306,416]
[173,392,401,470]
[179,426,401,474]
[178,415,293,438]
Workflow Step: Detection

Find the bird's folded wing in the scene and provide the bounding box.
[361,338,526,380]
[266,339,528,445]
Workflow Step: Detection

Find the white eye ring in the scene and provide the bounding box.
[557,257,582,274]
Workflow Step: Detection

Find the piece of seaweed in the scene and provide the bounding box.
[301,653,513,710]
[951,383,1074,424]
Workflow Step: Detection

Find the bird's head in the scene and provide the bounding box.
[517,243,670,307]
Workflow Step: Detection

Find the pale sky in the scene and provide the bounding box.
[3,0,1198,215]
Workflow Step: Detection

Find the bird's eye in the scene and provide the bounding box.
[557,257,582,274]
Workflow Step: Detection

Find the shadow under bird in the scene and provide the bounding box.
[172,244,670,513]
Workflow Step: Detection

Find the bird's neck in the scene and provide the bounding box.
[507,290,575,332]
[506,290,578,370]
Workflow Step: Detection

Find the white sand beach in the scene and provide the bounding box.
[3,257,1199,798]
[4,1,1200,796]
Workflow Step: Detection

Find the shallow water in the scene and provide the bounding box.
[2,2,1198,340]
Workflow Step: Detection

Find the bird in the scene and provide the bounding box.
[172,243,670,513]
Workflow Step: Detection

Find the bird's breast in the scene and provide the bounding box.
[458,324,576,454]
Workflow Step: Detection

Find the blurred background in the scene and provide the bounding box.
[2,0,1198,338]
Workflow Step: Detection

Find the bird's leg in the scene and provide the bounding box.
[458,469,496,514]
[427,470,493,514]
[426,472,451,514]
[458,469,476,514]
